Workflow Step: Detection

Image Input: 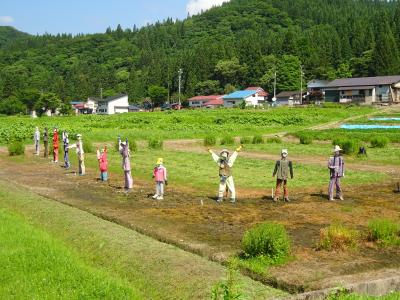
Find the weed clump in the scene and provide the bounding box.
[333,138,360,155]
[204,135,216,146]
[299,133,313,145]
[8,141,24,156]
[267,136,282,144]
[368,218,400,246]
[318,223,359,251]
[242,222,291,261]
[240,136,252,144]
[252,135,264,144]
[220,136,234,146]
[370,136,389,148]
[82,138,94,153]
[148,138,163,150]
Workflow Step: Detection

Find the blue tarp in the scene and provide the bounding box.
[341,124,400,129]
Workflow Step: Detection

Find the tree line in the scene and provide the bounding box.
[0,0,400,114]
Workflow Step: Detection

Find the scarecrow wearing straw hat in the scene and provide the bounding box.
[118,136,133,190]
[96,145,108,181]
[328,145,345,201]
[152,158,168,200]
[68,134,85,176]
[34,127,40,156]
[208,145,242,203]
[272,149,293,202]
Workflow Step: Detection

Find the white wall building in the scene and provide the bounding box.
[96,94,130,115]
[223,88,267,108]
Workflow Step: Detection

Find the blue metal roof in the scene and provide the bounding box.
[223,90,256,100]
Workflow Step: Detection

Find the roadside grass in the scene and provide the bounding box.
[0,182,285,299]
[0,209,137,299]
[328,291,400,299]
[63,148,387,192]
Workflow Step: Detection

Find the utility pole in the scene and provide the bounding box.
[178,68,183,109]
[273,71,277,102]
[300,65,304,105]
[100,87,103,100]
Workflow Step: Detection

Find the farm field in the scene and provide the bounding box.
[1,105,399,298]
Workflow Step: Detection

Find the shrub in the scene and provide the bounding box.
[318,224,359,251]
[370,136,389,148]
[240,136,252,144]
[82,138,94,153]
[8,141,25,156]
[148,138,163,150]
[267,136,282,144]
[204,135,216,146]
[252,135,264,144]
[333,138,360,155]
[368,218,400,246]
[242,222,291,260]
[298,133,313,145]
[220,136,234,145]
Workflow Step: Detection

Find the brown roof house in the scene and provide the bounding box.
[324,75,400,104]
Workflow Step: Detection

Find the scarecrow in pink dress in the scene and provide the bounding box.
[96,146,108,181]
[152,158,168,200]
[118,136,133,190]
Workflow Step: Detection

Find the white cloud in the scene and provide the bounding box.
[187,0,230,16]
[0,16,14,24]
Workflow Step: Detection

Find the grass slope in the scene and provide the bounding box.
[0,182,286,299]
[0,209,137,299]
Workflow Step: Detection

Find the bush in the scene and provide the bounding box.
[204,135,216,146]
[333,138,360,155]
[240,136,252,144]
[368,218,400,246]
[318,224,359,251]
[82,138,94,153]
[8,141,25,156]
[220,136,234,145]
[242,222,291,260]
[148,138,163,150]
[370,136,389,148]
[298,133,313,145]
[267,137,282,144]
[252,135,264,144]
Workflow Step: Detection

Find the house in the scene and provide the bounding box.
[223,88,268,107]
[307,79,331,103]
[324,76,400,104]
[71,98,98,114]
[275,91,302,106]
[188,95,224,108]
[204,98,224,109]
[96,94,130,115]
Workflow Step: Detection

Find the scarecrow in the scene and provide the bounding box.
[272,149,293,202]
[62,131,70,169]
[52,128,59,163]
[43,128,49,158]
[118,136,133,190]
[34,127,40,155]
[328,145,345,201]
[152,158,168,200]
[96,146,108,181]
[68,134,85,175]
[208,145,242,203]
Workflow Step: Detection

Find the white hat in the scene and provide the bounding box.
[281,149,288,155]
[220,149,230,155]
[333,145,342,152]
[76,134,82,138]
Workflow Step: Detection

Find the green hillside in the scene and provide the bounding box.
[0,0,400,114]
[0,26,29,47]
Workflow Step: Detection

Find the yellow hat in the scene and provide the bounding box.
[157,158,163,165]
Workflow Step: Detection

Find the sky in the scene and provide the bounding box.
[0,0,230,35]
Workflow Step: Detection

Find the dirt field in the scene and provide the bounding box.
[0,148,399,293]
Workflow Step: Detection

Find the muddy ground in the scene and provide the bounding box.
[0,150,399,293]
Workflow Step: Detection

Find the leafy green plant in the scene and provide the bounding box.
[267,137,282,144]
[204,135,217,146]
[252,135,264,144]
[318,223,359,251]
[370,136,389,148]
[368,218,400,246]
[242,222,291,261]
[239,136,252,144]
[220,136,234,145]
[8,141,24,156]
[148,138,163,150]
[211,260,242,300]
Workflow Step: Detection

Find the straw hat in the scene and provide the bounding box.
[333,145,342,152]
[220,149,230,155]
[281,149,288,155]
[157,158,163,165]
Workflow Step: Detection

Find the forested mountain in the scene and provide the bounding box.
[1,0,400,114]
[0,26,29,47]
